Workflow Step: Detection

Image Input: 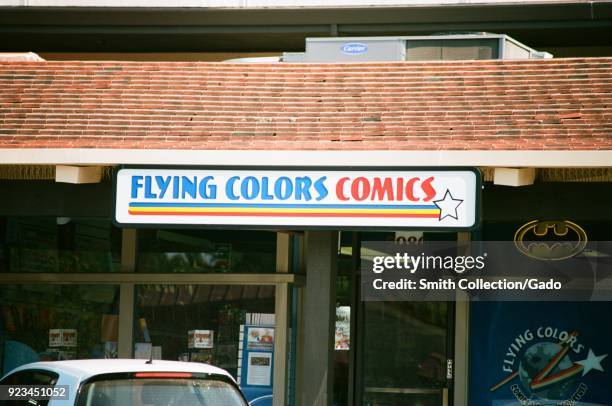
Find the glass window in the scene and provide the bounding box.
[0,284,120,374]
[0,369,58,385]
[134,284,275,380]
[361,301,449,405]
[137,230,276,273]
[0,369,59,406]
[76,375,247,406]
[0,217,121,273]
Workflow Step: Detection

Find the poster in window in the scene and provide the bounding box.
[469,302,611,405]
[335,306,350,350]
[246,327,274,351]
[188,330,214,349]
[246,352,272,386]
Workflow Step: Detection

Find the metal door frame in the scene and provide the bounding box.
[350,231,461,406]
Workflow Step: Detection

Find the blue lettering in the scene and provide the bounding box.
[260,177,274,200]
[226,176,240,200]
[181,176,197,199]
[155,176,172,198]
[241,176,260,200]
[198,176,217,199]
[295,177,312,201]
[173,176,180,199]
[144,176,157,198]
[131,176,143,198]
[314,176,328,201]
[275,177,293,200]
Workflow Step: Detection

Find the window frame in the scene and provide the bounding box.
[0,368,59,406]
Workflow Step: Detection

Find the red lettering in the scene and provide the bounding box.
[336,177,350,201]
[372,178,394,201]
[396,178,404,201]
[421,176,436,201]
[405,178,419,201]
[334,176,436,202]
[351,177,370,201]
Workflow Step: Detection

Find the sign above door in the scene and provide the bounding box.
[114,167,481,230]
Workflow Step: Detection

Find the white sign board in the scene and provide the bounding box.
[188,330,214,349]
[246,352,272,386]
[114,168,480,229]
[48,329,77,347]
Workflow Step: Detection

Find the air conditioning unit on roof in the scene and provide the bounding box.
[299,33,551,63]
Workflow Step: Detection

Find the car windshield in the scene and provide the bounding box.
[76,376,247,406]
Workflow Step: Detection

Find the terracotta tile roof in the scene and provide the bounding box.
[0,58,611,150]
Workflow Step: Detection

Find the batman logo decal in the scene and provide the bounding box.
[514,220,587,261]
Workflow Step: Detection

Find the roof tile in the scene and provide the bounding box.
[0,58,611,150]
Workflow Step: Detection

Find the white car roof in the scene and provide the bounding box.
[9,359,234,382]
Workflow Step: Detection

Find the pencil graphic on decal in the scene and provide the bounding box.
[490,329,607,403]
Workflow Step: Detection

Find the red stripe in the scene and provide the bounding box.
[490,371,518,392]
[533,346,571,382]
[129,210,439,218]
[134,372,193,378]
[533,330,578,382]
[530,364,583,390]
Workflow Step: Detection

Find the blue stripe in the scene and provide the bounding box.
[129,202,438,209]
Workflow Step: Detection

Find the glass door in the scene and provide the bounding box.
[355,231,455,406]
[359,301,452,406]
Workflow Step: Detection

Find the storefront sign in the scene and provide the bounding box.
[114,167,480,229]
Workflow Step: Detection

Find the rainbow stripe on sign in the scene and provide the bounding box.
[128,202,441,218]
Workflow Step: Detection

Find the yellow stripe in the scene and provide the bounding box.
[530,367,583,390]
[129,207,440,214]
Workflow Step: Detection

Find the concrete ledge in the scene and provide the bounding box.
[2,149,612,168]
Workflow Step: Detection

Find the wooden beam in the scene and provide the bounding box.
[454,232,471,406]
[118,229,137,358]
[300,231,337,406]
[0,272,304,285]
[55,165,103,184]
[493,167,536,186]
[274,232,292,406]
[273,283,290,406]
